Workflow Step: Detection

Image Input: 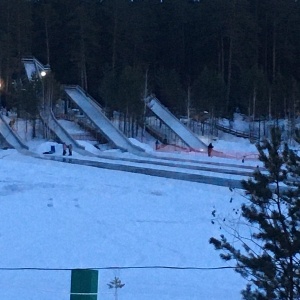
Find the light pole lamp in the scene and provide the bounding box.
[40,63,51,77]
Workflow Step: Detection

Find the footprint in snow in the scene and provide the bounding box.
[47,198,53,207]
[73,198,80,208]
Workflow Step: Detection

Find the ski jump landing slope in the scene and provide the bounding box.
[0,114,29,150]
[146,97,207,150]
[40,109,92,156]
[64,85,145,154]
[22,58,94,156]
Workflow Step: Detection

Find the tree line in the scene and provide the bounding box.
[0,0,299,121]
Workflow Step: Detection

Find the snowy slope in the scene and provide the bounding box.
[0,146,250,300]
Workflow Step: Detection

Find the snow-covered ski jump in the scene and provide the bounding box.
[145,96,207,151]
[64,85,145,154]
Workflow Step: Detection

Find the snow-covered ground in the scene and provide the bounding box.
[0,116,262,300]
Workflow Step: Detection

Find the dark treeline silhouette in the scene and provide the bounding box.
[0,0,299,120]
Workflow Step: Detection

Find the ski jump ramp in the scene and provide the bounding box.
[22,57,50,80]
[40,109,90,156]
[64,85,145,154]
[0,114,29,150]
[145,96,207,151]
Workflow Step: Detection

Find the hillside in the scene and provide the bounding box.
[0,139,256,299]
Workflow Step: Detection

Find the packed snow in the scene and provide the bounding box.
[0,115,273,300]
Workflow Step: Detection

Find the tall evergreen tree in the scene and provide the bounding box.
[192,67,225,117]
[11,73,41,137]
[239,66,268,118]
[155,68,186,116]
[118,65,144,116]
[210,127,300,300]
[64,1,100,91]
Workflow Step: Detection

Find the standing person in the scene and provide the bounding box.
[163,135,168,145]
[68,144,73,156]
[208,143,214,157]
[63,143,67,156]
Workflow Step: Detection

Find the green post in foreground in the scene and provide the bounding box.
[70,269,98,300]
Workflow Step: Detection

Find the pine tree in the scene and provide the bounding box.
[191,66,225,117]
[209,127,300,300]
[9,72,41,138]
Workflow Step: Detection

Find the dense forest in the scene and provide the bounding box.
[0,0,299,121]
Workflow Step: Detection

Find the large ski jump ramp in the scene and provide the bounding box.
[146,97,207,150]
[64,85,145,154]
[22,57,94,155]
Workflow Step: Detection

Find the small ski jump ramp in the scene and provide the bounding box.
[145,96,207,150]
[64,85,145,154]
[40,109,90,155]
[0,114,29,150]
[22,57,50,80]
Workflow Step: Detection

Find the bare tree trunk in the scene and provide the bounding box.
[142,68,148,140]
[4,2,12,91]
[112,0,119,72]
[268,86,272,120]
[284,96,287,119]
[264,15,268,74]
[272,20,276,82]
[225,0,237,114]
[225,36,233,114]
[17,0,22,62]
[123,112,126,135]
[248,95,251,118]
[79,19,88,91]
[44,4,50,66]
[187,85,191,120]
[252,85,256,120]
[219,37,224,77]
